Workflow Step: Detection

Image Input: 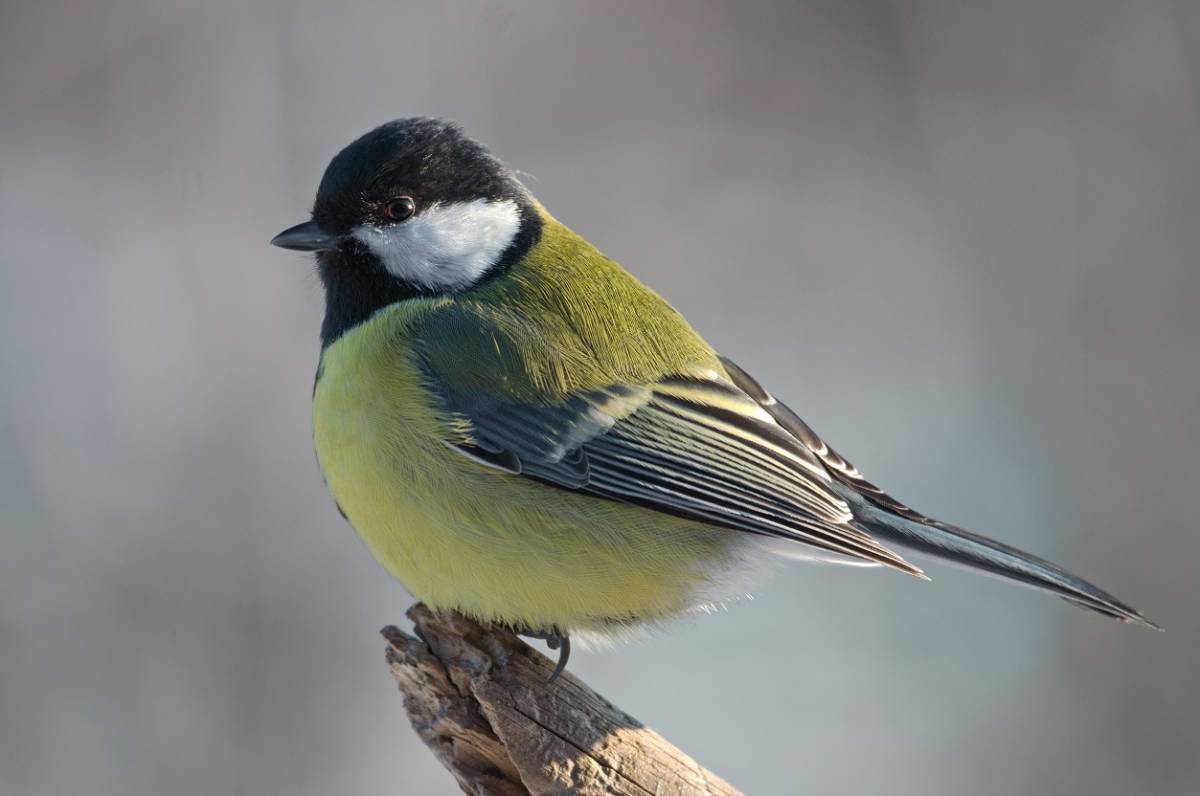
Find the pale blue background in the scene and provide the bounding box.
[2,2,1197,794]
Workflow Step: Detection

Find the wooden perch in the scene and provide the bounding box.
[383,604,743,796]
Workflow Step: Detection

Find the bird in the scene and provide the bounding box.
[272,118,1156,680]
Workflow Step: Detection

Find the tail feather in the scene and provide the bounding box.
[845,491,1161,630]
[715,355,1159,630]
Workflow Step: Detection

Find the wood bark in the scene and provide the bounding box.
[383,605,743,796]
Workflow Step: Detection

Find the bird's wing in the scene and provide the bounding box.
[414,305,920,574]
[716,356,1159,626]
[715,356,931,522]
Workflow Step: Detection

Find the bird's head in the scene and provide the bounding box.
[272,118,542,343]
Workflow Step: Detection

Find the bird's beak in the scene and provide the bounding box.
[270,220,340,252]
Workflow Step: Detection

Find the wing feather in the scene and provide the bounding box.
[428,362,919,573]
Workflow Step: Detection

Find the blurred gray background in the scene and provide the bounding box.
[2,1,1198,794]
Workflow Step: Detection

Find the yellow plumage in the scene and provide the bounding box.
[289,117,1153,644]
[313,212,744,632]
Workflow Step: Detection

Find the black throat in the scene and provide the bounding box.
[316,203,543,349]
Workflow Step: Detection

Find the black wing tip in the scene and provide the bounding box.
[717,354,1164,632]
[1061,594,1162,631]
[890,558,930,581]
[1114,609,1164,632]
[1131,615,1165,632]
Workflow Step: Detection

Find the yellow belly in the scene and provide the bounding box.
[312,303,739,632]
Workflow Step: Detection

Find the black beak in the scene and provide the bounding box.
[270,220,340,252]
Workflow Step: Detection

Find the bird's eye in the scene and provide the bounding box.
[383,196,416,222]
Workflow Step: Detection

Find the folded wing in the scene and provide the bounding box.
[418,321,921,574]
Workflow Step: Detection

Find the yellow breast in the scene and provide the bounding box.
[312,303,741,632]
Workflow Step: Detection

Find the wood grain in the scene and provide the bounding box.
[383,605,743,796]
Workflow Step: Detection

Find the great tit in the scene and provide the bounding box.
[272,118,1156,678]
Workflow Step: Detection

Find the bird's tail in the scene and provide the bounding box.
[713,356,1158,630]
[845,492,1160,629]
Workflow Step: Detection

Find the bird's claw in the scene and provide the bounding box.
[514,626,571,683]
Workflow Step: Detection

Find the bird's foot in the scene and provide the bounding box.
[513,626,571,683]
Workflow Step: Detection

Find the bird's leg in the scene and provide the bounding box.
[513,626,571,683]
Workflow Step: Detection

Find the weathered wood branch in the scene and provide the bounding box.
[383,605,743,796]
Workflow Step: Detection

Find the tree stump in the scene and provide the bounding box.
[383,604,743,796]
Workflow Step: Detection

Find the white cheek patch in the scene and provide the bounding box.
[352,198,521,292]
